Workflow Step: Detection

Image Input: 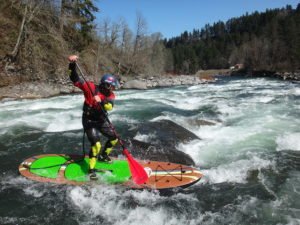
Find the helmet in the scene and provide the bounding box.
[100,74,120,89]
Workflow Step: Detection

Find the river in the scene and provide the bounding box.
[0,76,299,225]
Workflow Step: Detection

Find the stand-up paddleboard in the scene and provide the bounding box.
[19,154,202,190]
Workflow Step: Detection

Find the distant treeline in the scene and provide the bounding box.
[164,4,300,74]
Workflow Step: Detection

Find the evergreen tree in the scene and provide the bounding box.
[62,0,98,47]
[164,4,300,73]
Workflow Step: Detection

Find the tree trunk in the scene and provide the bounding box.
[8,3,28,61]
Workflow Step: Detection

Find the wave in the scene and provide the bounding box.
[276,132,300,151]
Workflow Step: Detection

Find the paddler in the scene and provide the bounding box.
[68,55,120,180]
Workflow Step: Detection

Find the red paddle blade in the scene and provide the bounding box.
[123,149,149,185]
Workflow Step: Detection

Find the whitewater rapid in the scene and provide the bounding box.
[0,77,299,225]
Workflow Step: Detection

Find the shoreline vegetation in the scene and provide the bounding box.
[0,2,299,101]
[0,69,299,101]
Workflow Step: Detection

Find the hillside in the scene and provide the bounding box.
[0,1,299,92]
[0,0,167,88]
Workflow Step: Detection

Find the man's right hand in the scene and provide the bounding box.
[68,55,78,62]
[94,95,101,103]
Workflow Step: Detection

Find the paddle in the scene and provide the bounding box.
[74,61,148,185]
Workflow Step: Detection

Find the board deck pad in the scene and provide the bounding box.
[19,154,202,190]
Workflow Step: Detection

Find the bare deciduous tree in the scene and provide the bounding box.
[7,0,44,62]
[133,11,147,56]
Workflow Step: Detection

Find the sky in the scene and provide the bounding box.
[95,0,300,39]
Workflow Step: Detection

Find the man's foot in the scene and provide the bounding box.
[89,169,98,180]
[98,154,112,163]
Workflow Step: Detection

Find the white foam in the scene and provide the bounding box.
[176,139,206,166]
[109,114,139,124]
[178,122,267,163]
[133,132,157,143]
[289,87,300,96]
[69,186,202,225]
[0,95,83,133]
[23,186,45,198]
[201,156,272,184]
[0,175,33,191]
[150,114,172,122]
[69,186,164,224]
[45,112,82,132]
[117,89,168,101]
[118,86,208,111]
[256,96,274,103]
[155,96,204,110]
[276,133,300,151]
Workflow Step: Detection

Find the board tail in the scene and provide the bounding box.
[123,149,148,185]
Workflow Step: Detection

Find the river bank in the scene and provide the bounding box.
[1,70,299,101]
[0,74,214,101]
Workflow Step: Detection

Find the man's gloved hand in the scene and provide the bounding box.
[68,55,78,62]
[94,96,113,111]
[94,95,101,103]
[103,102,113,111]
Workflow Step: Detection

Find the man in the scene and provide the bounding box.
[68,55,119,180]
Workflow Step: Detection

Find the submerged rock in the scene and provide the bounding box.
[119,119,201,166]
[127,139,196,166]
[133,119,201,147]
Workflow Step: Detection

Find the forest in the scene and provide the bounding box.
[0,0,299,87]
[165,4,300,74]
